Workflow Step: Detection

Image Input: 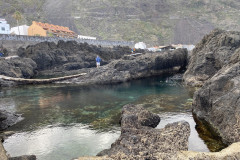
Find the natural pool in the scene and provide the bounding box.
[0,76,224,160]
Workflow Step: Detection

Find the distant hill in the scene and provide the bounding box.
[1,0,240,46]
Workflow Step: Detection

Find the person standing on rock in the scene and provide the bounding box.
[96,55,101,68]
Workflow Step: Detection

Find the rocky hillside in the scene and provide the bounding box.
[1,0,240,45]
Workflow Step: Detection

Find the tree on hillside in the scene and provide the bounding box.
[12,11,22,35]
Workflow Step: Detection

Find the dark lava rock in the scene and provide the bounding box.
[192,50,240,144]
[17,41,132,72]
[97,104,190,159]
[184,29,240,144]
[183,29,240,87]
[119,104,161,129]
[8,155,37,160]
[0,110,22,131]
[0,57,37,78]
[61,48,188,85]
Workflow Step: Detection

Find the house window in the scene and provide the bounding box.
[1,27,5,31]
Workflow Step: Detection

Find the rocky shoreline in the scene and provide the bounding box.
[0,40,187,86]
[76,104,240,160]
[183,29,240,145]
[1,29,240,159]
[97,104,190,159]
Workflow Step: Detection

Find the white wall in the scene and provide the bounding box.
[135,42,146,49]
[10,25,29,35]
[78,35,96,40]
[0,19,10,34]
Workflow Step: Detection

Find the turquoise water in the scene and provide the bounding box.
[1,76,209,160]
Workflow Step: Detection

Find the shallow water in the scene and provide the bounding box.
[1,76,211,160]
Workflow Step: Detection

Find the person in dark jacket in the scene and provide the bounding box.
[96,55,101,68]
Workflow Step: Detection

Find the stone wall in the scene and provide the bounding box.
[0,34,134,47]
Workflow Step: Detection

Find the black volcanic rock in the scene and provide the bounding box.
[97,104,190,159]
[17,41,132,72]
[183,29,240,86]
[8,155,37,160]
[184,29,240,144]
[192,50,240,144]
[0,110,21,131]
[60,48,188,85]
[0,57,37,78]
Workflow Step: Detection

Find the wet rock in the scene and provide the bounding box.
[184,29,240,144]
[183,29,240,86]
[8,155,37,160]
[119,104,161,129]
[0,111,22,131]
[192,59,240,144]
[97,104,190,159]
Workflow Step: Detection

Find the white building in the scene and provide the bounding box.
[135,42,147,49]
[182,44,195,51]
[0,18,10,34]
[10,25,29,35]
[78,35,96,40]
[172,44,195,51]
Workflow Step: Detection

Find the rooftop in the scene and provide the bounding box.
[33,21,75,34]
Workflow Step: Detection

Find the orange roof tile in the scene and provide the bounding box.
[34,21,76,34]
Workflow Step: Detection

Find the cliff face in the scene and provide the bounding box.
[1,0,240,45]
[184,29,240,144]
[183,29,240,86]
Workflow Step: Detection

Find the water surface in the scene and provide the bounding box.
[0,76,210,160]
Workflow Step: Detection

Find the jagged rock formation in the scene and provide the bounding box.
[0,57,37,78]
[17,40,132,72]
[97,104,190,159]
[0,40,133,79]
[77,104,240,160]
[193,49,240,144]
[60,48,188,85]
[183,29,240,87]
[184,29,240,145]
[0,40,187,86]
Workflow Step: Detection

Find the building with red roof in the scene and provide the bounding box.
[28,21,77,38]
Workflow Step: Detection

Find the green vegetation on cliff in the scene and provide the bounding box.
[1,0,240,45]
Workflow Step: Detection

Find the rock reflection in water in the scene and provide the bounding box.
[193,114,228,152]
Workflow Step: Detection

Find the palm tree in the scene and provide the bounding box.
[12,11,22,35]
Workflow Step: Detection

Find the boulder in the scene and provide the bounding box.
[0,57,37,78]
[97,104,190,159]
[192,51,240,144]
[183,29,240,86]
[0,110,22,131]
